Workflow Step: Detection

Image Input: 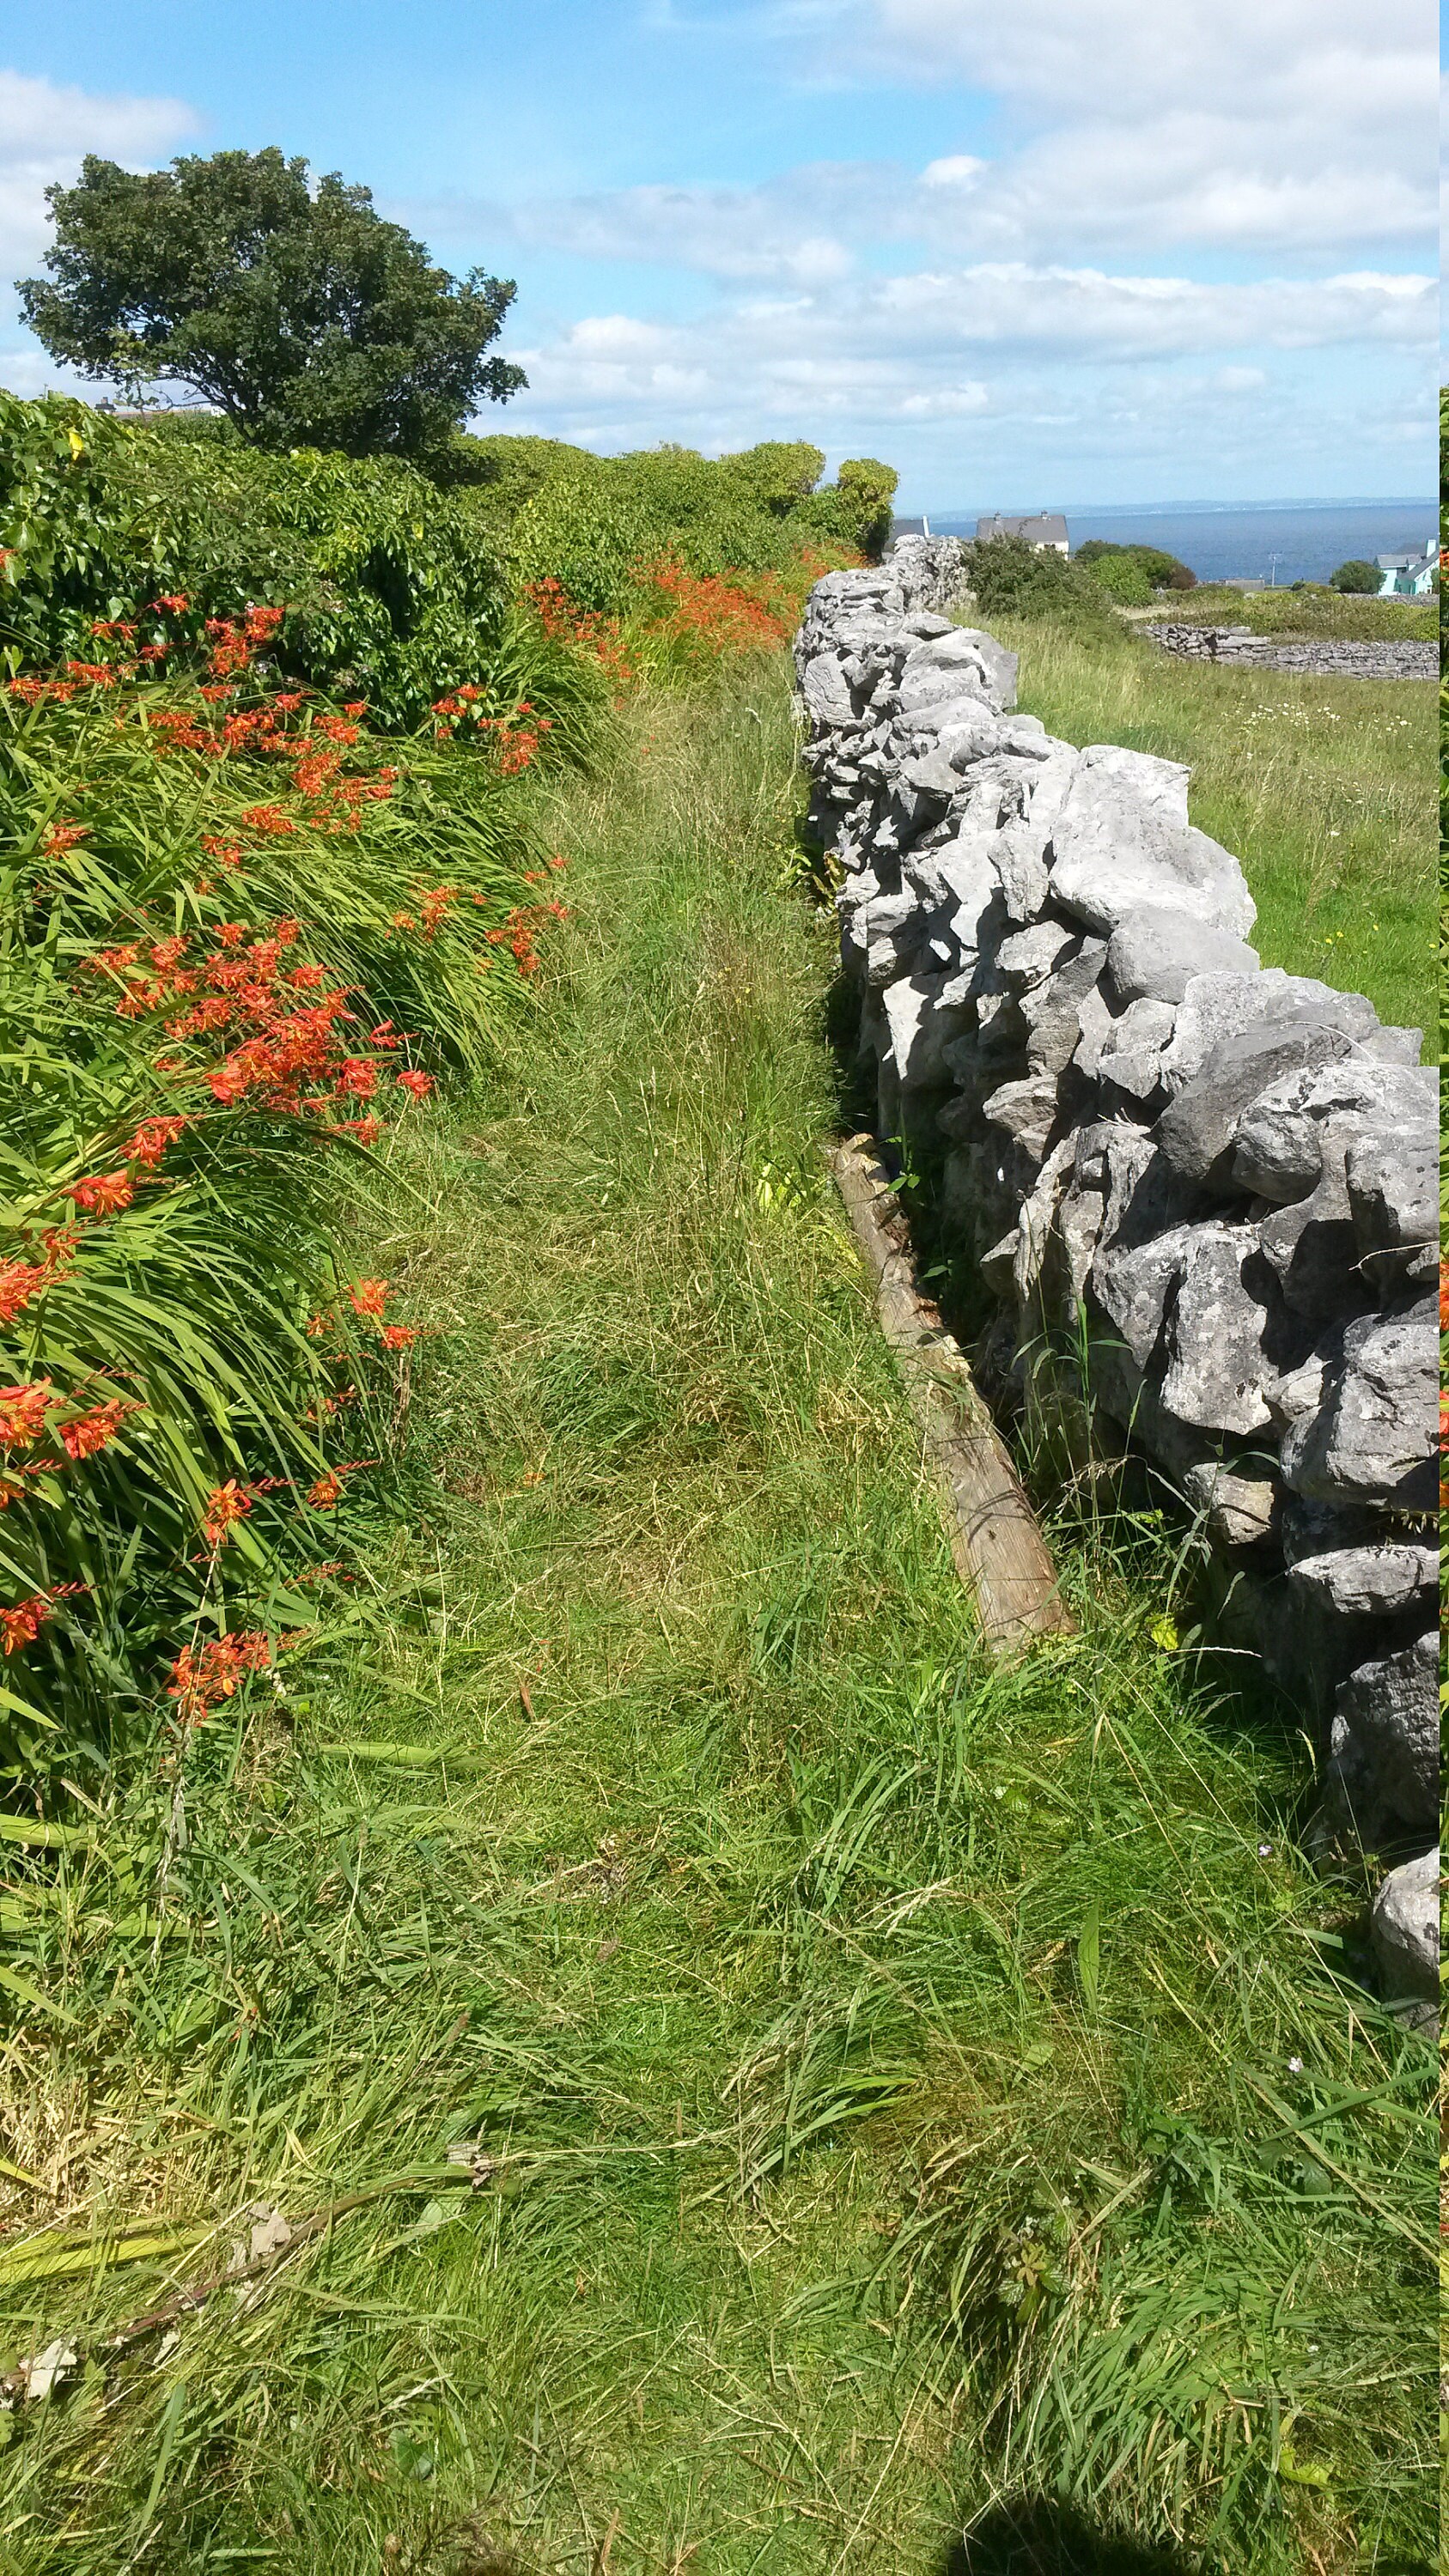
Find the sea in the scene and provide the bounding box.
[925,501,1437,588]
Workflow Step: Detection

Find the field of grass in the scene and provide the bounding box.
[1118,587,1437,642]
[993,620,1436,1045]
[0,659,1433,2576]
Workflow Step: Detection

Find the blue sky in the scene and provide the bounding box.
[0,0,1435,509]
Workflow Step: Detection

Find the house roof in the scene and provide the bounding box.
[976,511,1068,546]
[890,515,931,540]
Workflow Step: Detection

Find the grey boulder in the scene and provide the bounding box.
[1327,1631,1439,1846]
[1282,1303,1437,1511]
[1105,906,1260,1007]
[1048,747,1256,939]
[1370,1850,1440,2007]
[1158,1223,1274,1435]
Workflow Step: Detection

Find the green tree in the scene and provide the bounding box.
[834,457,898,556]
[1330,558,1380,593]
[17,147,525,459]
[723,440,825,513]
[1075,538,1196,591]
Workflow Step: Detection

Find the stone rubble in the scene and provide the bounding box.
[795,538,1440,1971]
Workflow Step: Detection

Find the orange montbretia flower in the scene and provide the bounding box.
[347,1279,389,1320]
[58,1396,135,1461]
[167,1628,273,1722]
[0,1580,88,1656]
[0,1382,53,1449]
[66,1172,134,1216]
[203,1479,253,1546]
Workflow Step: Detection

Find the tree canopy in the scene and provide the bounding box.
[18,147,525,459]
[1329,558,1380,593]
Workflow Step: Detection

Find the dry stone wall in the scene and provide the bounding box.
[1143,623,1435,683]
[796,538,1439,2005]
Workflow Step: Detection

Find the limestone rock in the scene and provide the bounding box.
[996,920,1078,993]
[1090,1224,1192,1370]
[1282,1303,1436,1512]
[1105,906,1260,1007]
[1158,970,1377,1099]
[1345,1125,1437,1296]
[880,972,969,1091]
[1288,1543,1437,1619]
[1370,1850,1440,2006]
[992,822,1050,927]
[1159,1223,1274,1434]
[800,654,858,724]
[1155,1012,1367,1186]
[1048,747,1255,939]
[980,1073,1060,1164]
[1327,1631,1439,1846]
[1181,1461,1279,1547]
[1020,941,1109,1079]
[1096,997,1177,1109]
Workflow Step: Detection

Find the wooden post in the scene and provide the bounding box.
[826,1132,1074,1654]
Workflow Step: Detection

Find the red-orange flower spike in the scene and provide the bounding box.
[380,1323,418,1350]
[59,1397,134,1461]
[307,1470,343,1510]
[125,1115,188,1168]
[167,1626,274,1722]
[66,1172,134,1217]
[0,1382,53,1449]
[0,1594,53,1656]
[203,1479,253,1546]
[395,1070,435,1100]
[41,821,90,855]
[347,1278,389,1320]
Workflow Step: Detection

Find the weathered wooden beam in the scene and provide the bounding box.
[826,1131,1074,1653]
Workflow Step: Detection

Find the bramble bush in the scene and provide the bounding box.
[960,533,1121,638]
[1075,538,1196,595]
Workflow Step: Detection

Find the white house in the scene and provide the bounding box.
[976,511,1068,555]
[1374,540,1438,598]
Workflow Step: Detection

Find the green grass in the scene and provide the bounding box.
[1122,586,1437,642]
[992,620,1436,1044]
[0,662,1434,2574]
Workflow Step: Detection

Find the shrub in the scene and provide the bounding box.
[0,392,609,736]
[1086,550,1154,606]
[959,536,1119,636]
[1075,538,1196,592]
[1330,558,1381,593]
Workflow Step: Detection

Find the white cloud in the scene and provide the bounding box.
[0,69,199,275]
[500,258,1432,463]
[854,0,1434,125]
[0,67,201,398]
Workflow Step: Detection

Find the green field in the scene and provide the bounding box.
[995,620,1436,1046]
[3,662,1433,2576]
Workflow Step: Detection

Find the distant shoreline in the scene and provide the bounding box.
[913,500,1437,588]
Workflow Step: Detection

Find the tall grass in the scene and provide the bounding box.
[0,607,559,1777]
[0,664,1430,2574]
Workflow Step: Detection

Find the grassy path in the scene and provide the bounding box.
[5,661,1434,2574]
